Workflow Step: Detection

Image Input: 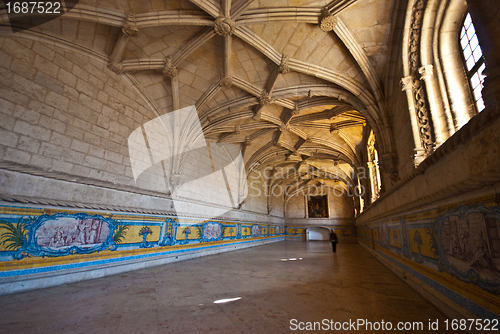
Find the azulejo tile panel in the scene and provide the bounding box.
[357,199,500,297]
[0,205,284,276]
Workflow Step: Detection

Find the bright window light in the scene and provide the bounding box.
[461,13,486,112]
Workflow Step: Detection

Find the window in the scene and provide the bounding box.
[460,13,486,112]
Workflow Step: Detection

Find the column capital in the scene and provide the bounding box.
[401,76,417,92]
[419,65,434,80]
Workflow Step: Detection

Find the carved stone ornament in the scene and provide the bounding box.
[122,13,140,37]
[259,89,272,106]
[107,63,123,75]
[320,15,337,32]
[214,16,236,36]
[220,76,233,88]
[408,0,434,154]
[278,54,290,74]
[163,56,178,78]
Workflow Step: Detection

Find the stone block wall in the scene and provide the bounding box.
[0,36,159,189]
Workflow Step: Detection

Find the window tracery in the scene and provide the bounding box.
[460,13,486,113]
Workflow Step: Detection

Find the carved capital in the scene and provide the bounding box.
[214,16,236,36]
[244,137,251,146]
[107,63,123,75]
[122,13,139,37]
[278,54,290,74]
[419,65,434,80]
[320,15,337,32]
[219,76,233,88]
[400,76,416,92]
[234,125,241,134]
[163,56,178,78]
[291,104,300,115]
[259,89,272,106]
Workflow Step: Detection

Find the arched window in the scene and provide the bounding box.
[460,13,486,112]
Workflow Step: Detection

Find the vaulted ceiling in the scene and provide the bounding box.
[1,0,396,200]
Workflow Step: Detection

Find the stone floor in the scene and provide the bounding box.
[0,241,463,333]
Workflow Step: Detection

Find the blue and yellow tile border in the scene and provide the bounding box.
[0,204,285,277]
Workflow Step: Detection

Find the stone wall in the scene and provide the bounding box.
[0,36,159,188]
[356,115,500,319]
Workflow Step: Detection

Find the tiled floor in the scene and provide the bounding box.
[0,241,462,333]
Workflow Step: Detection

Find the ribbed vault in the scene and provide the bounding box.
[0,0,397,210]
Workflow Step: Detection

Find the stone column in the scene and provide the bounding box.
[419,65,446,145]
[401,76,427,164]
[467,1,500,113]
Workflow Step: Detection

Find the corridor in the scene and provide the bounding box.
[0,241,459,333]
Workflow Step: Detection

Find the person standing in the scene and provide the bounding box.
[330,229,338,253]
